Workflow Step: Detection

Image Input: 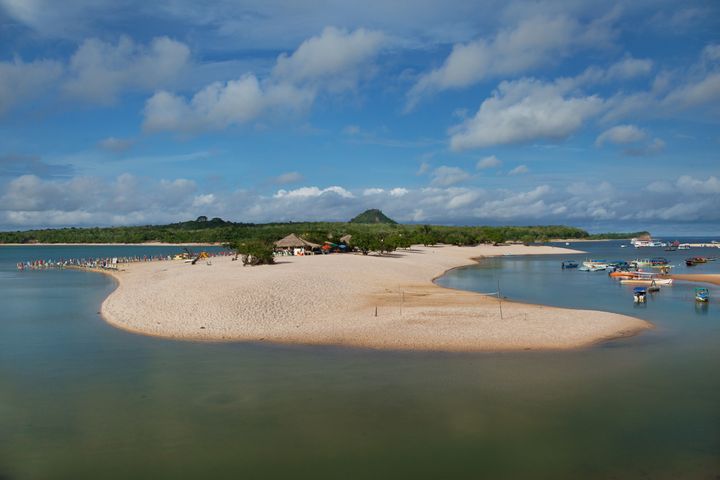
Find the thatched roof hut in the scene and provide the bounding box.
[274,233,320,249]
[339,234,352,245]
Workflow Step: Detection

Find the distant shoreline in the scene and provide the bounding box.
[99,244,650,352]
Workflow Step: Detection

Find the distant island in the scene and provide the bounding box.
[0,209,648,246]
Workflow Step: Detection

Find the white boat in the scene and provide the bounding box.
[582,259,609,269]
[631,258,652,267]
[621,278,673,286]
[579,264,606,272]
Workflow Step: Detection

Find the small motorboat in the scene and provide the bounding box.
[686,257,707,266]
[582,259,608,270]
[633,287,647,303]
[695,288,709,302]
[579,264,605,272]
[561,260,579,269]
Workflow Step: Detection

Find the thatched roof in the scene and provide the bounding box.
[340,234,352,244]
[274,233,320,249]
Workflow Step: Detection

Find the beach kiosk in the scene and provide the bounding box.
[274,233,321,256]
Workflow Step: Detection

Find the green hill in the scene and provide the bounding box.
[349,209,397,224]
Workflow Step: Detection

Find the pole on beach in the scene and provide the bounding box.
[375,306,378,317]
[401,290,404,316]
[497,279,503,320]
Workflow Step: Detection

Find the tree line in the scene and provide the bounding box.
[0,217,647,248]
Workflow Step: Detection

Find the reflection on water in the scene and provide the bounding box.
[1,244,719,479]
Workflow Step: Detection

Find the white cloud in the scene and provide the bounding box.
[476,155,501,169]
[576,56,653,86]
[676,175,720,194]
[595,124,647,146]
[143,76,314,132]
[63,36,190,104]
[389,187,408,197]
[363,188,384,195]
[143,27,385,133]
[431,166,470,186]
[0,58,63,116]
[508,165,529,175]
[449,78,603,150]
[272,26,386,91]
[272,171,304,185]
[407,14,615,108]
[595,125,665,156]
[273,186,354,199]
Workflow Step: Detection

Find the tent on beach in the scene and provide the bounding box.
[274,233,321,255]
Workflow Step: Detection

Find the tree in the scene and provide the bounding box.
[352,232,381,255]
[230,240,275,265]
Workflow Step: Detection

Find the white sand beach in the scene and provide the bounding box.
[101,244,650,351]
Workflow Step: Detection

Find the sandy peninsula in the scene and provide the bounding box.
[669,274,720,286]
[101,244,650,352]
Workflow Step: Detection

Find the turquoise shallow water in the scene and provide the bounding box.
[1,243,719,479]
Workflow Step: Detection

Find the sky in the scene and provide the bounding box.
[1,0,719,235]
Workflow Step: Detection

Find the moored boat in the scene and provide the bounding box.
[582,259,608,270]
[621,278,673,286]
[695,287,709,302]
[686,257,707,266]
[633,287,647,303]
[561,260,579,269]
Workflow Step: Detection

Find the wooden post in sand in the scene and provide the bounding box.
[375,306,378,317]
[497,279,503,320]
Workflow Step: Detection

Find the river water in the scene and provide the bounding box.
[1,243,719,479]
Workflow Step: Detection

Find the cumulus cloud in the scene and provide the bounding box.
[143,27,386,133]
[363,188,384,195]
[508,165,529,175]
[272,26,386,91]
[576,56,653,86]
[430,166,470,186]
[407,14,615,109]
[63,36,190,104]
[273,185,354,199]
[272,171,304,185]
[143,76,314,132]
[595,124,647,145]
[595,125,665,155]
[476,155,501,169]
[449,78,604,150]
[0,58,63,116]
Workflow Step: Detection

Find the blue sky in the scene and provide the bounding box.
[1,0,719,234]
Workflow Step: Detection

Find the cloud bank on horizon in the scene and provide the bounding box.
[0,0,719,233]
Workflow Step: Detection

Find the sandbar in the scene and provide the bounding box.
[669,274,720,286]
[100,244,651,352]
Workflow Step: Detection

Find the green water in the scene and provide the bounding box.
[1,245,719,479]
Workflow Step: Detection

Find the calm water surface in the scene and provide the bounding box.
[1,243,719,479]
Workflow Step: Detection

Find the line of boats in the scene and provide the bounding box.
[561,257,713,303]
[628,237,720,250]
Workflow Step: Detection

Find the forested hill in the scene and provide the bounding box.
[349,209,397,224]
[0,216,648,246]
